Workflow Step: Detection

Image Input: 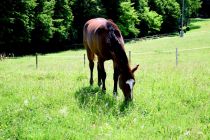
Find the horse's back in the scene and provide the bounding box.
[83,18,107,33]
[83,18,111,60]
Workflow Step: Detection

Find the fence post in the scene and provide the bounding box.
[36,53,38,69]
[129,51,131,64]
[84,54,86,67]
[176,48,178,66]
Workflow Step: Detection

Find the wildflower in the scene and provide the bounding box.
[59,106,68,117]
[46,114,52,121]
[32,95,36,100]
[24,99,29,106]
[184,130,190,136]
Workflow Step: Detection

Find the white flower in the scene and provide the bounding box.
[59,106,68,117]
[184,130,190,136]
[32,95,36,100]
[133,118,137,123]
[46,114,52,121]
[24,99,29,106]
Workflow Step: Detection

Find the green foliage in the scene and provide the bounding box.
[38,14,54,41]
[0,0,206,54]
[117,1,140,37]
[101,0,121,21]
[72,0,106,41]
[176,0,202,27]
[0,0,36,44]
[148,0,181,32]
[188,0,202,17]
[132,0,163,36]
[53,0,74,42]
[131,0,149,13]
[32,0,55,43]
[177,0,201,18]
[139,7,163,36]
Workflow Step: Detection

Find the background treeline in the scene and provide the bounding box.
[0,0,208,55]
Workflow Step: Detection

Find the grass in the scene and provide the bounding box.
[0,18,210,139]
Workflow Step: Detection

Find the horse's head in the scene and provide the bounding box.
[119,65,139,101]
[106,21,139,100]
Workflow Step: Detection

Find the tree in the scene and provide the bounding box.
[52,0,74,43]
[117,1,140,37]
[131,0,163,36]
[131,0,148,13]
[139,7,163,36]
[101,0,121,21]
[148,0,181,33]
[0,0,36,45]
[177,0,201,18]
[176,0,201,28]
[72,0,106,42]
[199,0,210,17]
[32,0,55,44]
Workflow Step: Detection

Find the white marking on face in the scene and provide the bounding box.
[126,79,134,90]
[126,79,135,98]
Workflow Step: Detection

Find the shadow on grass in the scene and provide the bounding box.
[188,18,208,31]
[74,86,134,117]
[189,25,201,30]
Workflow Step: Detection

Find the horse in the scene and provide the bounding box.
[83,18,139,101]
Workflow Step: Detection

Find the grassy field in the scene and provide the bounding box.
[0,18,209,139]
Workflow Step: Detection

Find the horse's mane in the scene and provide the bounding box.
[106,21,130,72]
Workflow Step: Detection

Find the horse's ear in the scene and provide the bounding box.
[131,64,139,73]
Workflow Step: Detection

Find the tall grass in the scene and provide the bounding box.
[0,18,209,139]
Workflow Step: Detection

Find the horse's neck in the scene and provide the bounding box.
[108,26,131,75]
[112,47,132,76]
[118,62,132,76]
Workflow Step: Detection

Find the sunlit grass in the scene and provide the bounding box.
[0,18,209,139]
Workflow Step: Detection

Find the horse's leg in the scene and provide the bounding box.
[97,62,102,87]
[113,63,119,96]
[98,60,106,91]
[89,60,94,85]
[86,48,94,85]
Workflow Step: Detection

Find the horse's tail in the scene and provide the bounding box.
[83,22,89,46]
[83,22,95,61]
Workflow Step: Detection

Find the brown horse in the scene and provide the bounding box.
[83,18,139,101]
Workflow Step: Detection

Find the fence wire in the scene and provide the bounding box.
[1,46,209,71]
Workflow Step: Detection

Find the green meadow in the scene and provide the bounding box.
[0,19,209,139]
